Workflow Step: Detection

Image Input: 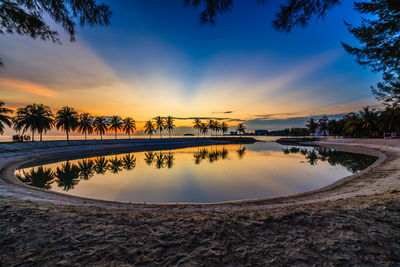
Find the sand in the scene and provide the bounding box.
[1,138,400,265]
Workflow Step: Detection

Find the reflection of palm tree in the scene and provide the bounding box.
[282,148,290,155]
[94,157,109,174]
[56,161,80,191]
[78,159,95,180]
[144,152,155,166]
[155,152,166,169]
[122,154,136,170]
[300,148,309,156]
[164,152,175,169]
[193,152,202,165]
[221,147,228,159]
[305,150,319,165]
[200,147,208,159]
[19,166,55,189]
[237,145,246,159]
[289,147,300,153]
[108,156,123,174]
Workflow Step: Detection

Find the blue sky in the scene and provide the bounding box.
[0,0,381,131]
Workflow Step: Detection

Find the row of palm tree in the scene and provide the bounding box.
[297,106,400,138]
[143,116,175,139]
[282,146,376,172]
[192,119,232,137]
[0,102,138,141]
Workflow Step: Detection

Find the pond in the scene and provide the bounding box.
[15,140,377,203]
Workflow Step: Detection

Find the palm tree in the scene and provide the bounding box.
[13,103,53,141]
[214,121,221,136]
[221,122,229,136]
[200,122,208,137]
[55,106,79,141]
[144,120,155,139]
[207,119,215,136]
[109,116,123,140]
[193,119,202,138]
[123,117,136,139]
[165,116,175,138]
[360,106,378,137]
[0,101,12,135]
[237,123,246,135]
[378,106,400,135]
[78,113,93,140]
[306,118,317,136]
[328,119,340,137]
[344,115,363,137]
[34,104,53,141]
[93,116,108,140]
[154,116,165,138]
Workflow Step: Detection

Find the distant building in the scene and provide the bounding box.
[315,116,330,136]
[255,129,268,136]
[230,131,238,135]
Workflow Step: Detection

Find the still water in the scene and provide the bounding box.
[15,140,376,203]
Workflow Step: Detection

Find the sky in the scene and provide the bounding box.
[0,0,381,134]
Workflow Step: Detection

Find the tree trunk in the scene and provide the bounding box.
[40,131,43,142]
[85,132,87,140]
[115,131,117,140]
[67,130,69,141]
[32,130,34,142]
[129,133,130,139]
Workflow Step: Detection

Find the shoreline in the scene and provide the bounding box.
[1,138,400,264]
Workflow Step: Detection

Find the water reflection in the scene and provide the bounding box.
[15,144,376,202]
[282,146,376,173]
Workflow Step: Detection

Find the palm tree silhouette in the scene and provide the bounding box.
[122,154,136,170]
[207,119,215,136]
[193,152,202,165]
[19,166,55,189]
[360,106,378,137]
[78,159,95,180]
[154,116,165,138]
[144,152,155,166]
[237,123,246,136]
[109,116,123,140]
[78,113,93,140]
[55,106,79,141]
[123,117,136,139]
[55,161,80,191]
[221,122,229,136]
[13,104,53,141]
[165,116,175,138]
[108,156,123,174]
[0,101,12,135]
[94,157,109,174]
[193,119,202,138]
[200,122,208,137]
[144,120,155,139]
[93,116,108,140]
[306,118,317,136]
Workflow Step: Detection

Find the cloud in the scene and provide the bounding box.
[212,111,233,114]
[173,116,231,121]
[0,77,57,97]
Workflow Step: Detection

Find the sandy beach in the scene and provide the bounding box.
[1,138,400,265]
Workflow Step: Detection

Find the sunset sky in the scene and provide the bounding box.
[0,0,380,134]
